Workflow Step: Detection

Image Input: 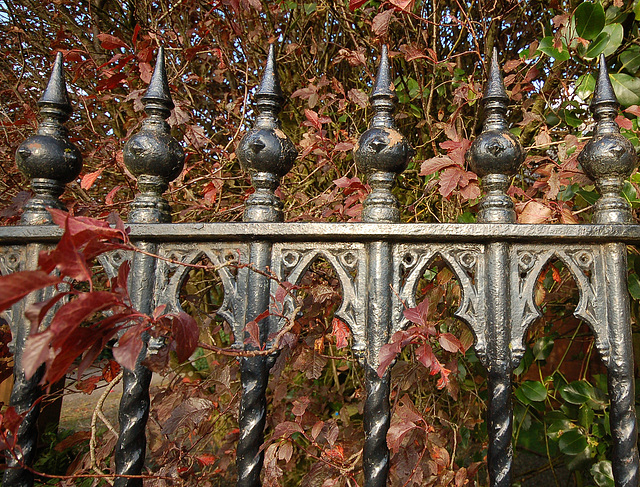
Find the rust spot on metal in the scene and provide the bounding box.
[384,128,403,147]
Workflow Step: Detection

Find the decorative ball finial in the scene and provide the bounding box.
[16,52,82,225]
[353,45,413,223]
[123,47,185,223]
[578,54,637,224]
[465,48,525,223]
[237,43,298,223]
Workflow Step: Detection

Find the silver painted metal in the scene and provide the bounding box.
[3,46,640,487]
[115,47,185,487]
[235,44,297,487]
[578,55,639,487]
[354,45,413,487]
[3,52,80,487]
[16,52,82,226]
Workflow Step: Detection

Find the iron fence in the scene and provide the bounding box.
[1,42,639,487]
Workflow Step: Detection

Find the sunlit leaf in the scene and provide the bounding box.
[574,2,605,40]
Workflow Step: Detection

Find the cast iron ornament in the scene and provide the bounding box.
[237,43,298,223]
[123,47,184,223]
[578,54,637,224]
[16,52,82,224]
[354,45,413,223]
[466,48,525,223]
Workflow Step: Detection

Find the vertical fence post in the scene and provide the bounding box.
[115,47,184,487]
[577,55,639,487]
[466,49,525,487]
[3,52,82,487]
[353,45,412,487]
[235,44,297,487]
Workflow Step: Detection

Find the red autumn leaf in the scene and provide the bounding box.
[97,33,129,50]
[438,333,464,353]
[53,431,91,452]
[171,312,199,363]
[625,105,640,117]
[331,317,350,349]
[272,421,303,439]
[112,325,145,371]
[348,0,368,10]
[39,225,92,281]
[372,10,394,37]
[551,266,562,284]
[616,115,633,130]
[196,454,217,466]
[96,72,127,92]
[102,360,121,382]
[131,24,141,46]
[47,209,128,244]
[25,292,71,333]
[389,0,413,11]
[439,166,466,198]
[403,297,430,328]
[419,156,455,176]
[81,168,103,190]
[22,329,54,380]
[377,341,400,377]
[48,291,121,339]
[76,375,101,394]
[387,417,418,453]
[415,342,435,369]
[0,271,61,312]
[400,44,427,61]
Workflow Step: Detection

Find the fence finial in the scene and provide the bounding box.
[16,51,82,225]
[123,47,184,223]
[578,54,636,224]
[237,43,297,223]
[142,46,174,113]
[354,45,413,223]
[466,48,525,223]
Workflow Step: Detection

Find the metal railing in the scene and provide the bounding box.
[1,42,639,487]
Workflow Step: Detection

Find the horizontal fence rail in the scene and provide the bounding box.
[1,40,639,487]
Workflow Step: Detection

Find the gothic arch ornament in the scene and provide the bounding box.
[509,245,610,368]
[271,242,367,356]
[153,243,250,349]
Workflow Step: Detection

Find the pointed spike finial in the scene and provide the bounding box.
[142,47,174,115]
[38,51,72,120]
[255,43,284,112]
[577,54,636,224]
[484,48,509,105]
[371,45,396,103]
[591,54,618,112]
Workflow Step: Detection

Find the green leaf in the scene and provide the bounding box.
[609,73,640,107]
[516,381,548,404]
[628,272,640,299]
[558,428,588,455]
[578,404,595,429]
[533,337,554,360]
[547,418,574,441]
[620,46,640,74]
[581,30,610,59]
[576,73,596,101]
[560,381,595,405]
[591,460,615,487]
[574,2,606,40]
[602,23,623,56]
[561,109,582,127]
[538,36,570,62]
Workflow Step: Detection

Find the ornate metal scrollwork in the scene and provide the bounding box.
[153,243,249,348]
[271,242,367,357]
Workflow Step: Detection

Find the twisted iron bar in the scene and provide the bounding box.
[486,368,513,487]
[237,356,270,486]
[3,369,42,487]
[363,367,391,487]
[113,366,152,487]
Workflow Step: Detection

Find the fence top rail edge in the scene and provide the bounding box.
[1,222,640,245]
